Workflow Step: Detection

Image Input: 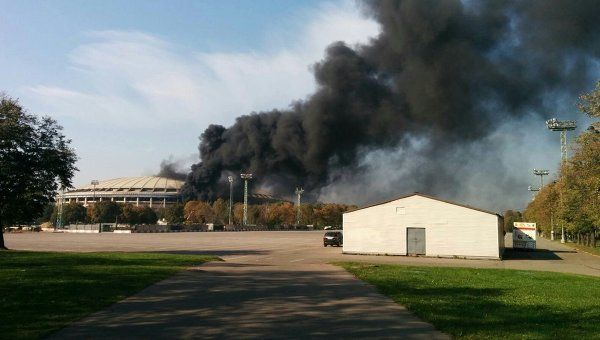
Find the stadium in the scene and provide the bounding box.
[63,176,184,208]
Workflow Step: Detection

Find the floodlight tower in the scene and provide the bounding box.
[546,118,576,163]
[527,185,539,200]
[55,187,65,232]
[228,176,234,225]
[240,173,253,226]
[295,187,304,225]
[533,169,549,189]
[91,179,99,204]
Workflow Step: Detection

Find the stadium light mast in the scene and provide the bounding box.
[228,176,234,225]
[240,173,253,226]
[533,169,549,189]
[527,185,539,200]
[91,179,99,204]
[55,186,65,232]
[295,187,304,225]
[546,118,576,163]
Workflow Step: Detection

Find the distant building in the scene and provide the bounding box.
[63,176,184,208]
[343,192,505,259]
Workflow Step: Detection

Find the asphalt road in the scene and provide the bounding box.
[5,231,600,339]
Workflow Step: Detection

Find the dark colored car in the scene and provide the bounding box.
[323,231,343,247]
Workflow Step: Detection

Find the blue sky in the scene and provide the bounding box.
[0,0,379,187]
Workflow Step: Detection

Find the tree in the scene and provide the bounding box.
[138,206,158,224]
[0,95,77,249]
[120,204,141,225]
[503,210,523,233]
[164,203,184,224]
[314,203,356,227]
[212,198,228,224]
[524,82,599,246]
[63,203,87,225]
[184,201,214,223]
[233,203,244,225]
[37,203,55,224]
[88,201,121,223]
[578,81,600,119]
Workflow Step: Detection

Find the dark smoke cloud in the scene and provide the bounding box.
[183,0,600,209]
[157,158,188,181]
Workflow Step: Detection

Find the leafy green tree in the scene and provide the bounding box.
[119,204,141,225]
[164,203,184,224]
[503,210,523,233]
[88,201,121,223]
[139,206,158,224]
[0,95,77,249]
[36,203,55,224]
[63,203,87,224]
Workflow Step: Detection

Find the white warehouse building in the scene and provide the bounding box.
[343,193,505,259]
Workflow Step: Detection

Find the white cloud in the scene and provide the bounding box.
[26,1,379,130]
[21,0,380,187]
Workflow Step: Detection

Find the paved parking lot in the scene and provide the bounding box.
[5,231,600,339]
[6,231,600,276]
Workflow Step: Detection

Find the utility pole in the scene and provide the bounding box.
[240,173,252,226]
[228,176,234,225]
[295,187,304,225]
[546,118,576,163]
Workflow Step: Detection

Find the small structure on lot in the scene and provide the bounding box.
[343,192,505,259]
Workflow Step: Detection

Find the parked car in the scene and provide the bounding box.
[323,231,343,247]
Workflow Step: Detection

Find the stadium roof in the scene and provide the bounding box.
[72,176,184,192]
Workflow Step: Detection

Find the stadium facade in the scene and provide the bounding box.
[63,176,184,208]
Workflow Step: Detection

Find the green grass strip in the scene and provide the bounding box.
[339,262,600,339]
[0,251,219,339]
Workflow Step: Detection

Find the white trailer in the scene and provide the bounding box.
[513,222,537,249]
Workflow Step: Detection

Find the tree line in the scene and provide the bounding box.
[42,199,356,228]
[182,199,356,227]
[44,201,159,225]
[524,82,599,247]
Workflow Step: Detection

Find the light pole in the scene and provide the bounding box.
[295,187,304,225]
[240,173,252,226]
[527,185,539,200]
[55,186,65,232]
[533,169,549,189]
[91,180,99,232]
[546,119,575,243]
[91,180,99,204]
[228,176,234,225]
[546,118,576,163]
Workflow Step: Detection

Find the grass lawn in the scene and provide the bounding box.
[339,263,600,339]
[550,238,600,256]
[0,251,218,339]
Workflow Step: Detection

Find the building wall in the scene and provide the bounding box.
[343,195,501,259]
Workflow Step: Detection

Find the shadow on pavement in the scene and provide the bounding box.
[145,249,270,256]
[51,262,446,339]
[503,248,568,260]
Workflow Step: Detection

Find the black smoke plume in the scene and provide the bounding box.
[183,0,600,208]
[157,158,188,181]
